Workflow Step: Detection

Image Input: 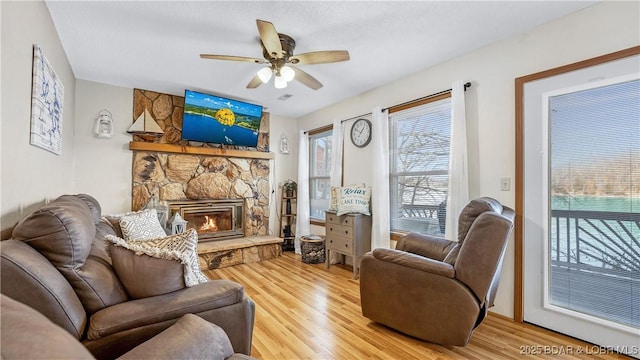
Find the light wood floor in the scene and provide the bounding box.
[204,253,631,360]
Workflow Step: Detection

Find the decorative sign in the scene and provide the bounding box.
[30,44,64,155]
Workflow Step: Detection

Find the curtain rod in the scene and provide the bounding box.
[383,81,471,113]
[304,81,472,133]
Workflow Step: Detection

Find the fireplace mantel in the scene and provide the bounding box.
[129,141,275,160]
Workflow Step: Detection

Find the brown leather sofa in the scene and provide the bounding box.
[0,194,255,359]
[359,197,515,346]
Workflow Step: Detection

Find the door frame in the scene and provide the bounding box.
[514,45,640,323]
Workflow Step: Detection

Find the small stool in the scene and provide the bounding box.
[300,235,325,264]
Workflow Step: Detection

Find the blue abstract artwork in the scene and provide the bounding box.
[30,44,64,155]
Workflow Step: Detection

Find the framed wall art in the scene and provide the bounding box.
[30,44,64,155]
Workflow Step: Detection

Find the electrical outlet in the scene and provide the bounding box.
[500,177,511,191]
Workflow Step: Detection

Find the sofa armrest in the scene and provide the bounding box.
[372,248,455,278]
[395,232,456,261]
[88,280,243,339]
[118,314,240,360]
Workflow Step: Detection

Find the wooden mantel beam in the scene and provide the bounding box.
[129,141,275,160]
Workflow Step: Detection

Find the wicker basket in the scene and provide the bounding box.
[301,235,325,264]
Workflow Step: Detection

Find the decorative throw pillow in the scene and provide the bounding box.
[336,185,371,216]
[330,183,366,210]
[105,228,209,298]
[119,209,167,241]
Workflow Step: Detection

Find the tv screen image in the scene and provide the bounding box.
[182,90,263,147]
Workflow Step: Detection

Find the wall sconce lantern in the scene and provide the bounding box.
[94,109,114,139]
[168,212,188,235]
[279,133,289,154]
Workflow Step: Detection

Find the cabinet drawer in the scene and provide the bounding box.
[326,213,355,227]
[326,224,353,239]
[326,236,352,253]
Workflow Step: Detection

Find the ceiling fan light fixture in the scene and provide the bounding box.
[257,67,273,83]
[281,66,295,82]
[274,75,287,89]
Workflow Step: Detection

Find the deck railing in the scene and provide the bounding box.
[549,209,639,329]
[550,209,640,274]
[398,204,440,219]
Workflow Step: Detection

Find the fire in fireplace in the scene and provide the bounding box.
[168,199,244,242]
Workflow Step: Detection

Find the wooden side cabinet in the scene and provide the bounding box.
[325,210,372,279]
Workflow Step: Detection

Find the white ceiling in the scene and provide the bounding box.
[45,1,597,118]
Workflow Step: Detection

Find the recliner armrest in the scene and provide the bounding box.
[372,248,455,278]
[395,232,456,261]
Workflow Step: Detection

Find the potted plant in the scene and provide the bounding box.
[284,179,297,197]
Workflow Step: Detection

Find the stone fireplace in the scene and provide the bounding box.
[129,89,282,270]
[130,89,271,237]
[169,199,244,242]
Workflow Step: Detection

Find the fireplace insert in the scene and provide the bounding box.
[168,199,244,242]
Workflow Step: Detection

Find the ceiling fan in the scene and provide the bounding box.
[200,19,350,90]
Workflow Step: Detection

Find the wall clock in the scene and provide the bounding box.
[350,118,372,148]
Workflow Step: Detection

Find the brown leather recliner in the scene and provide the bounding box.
[359,197,515,346]
[1,194,255,359]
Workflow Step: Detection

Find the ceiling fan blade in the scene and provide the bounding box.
[200,54,267,64]
[289,50,350,65]
[291,66,323,90]
[256,19,283,59]
[246,75,263,89]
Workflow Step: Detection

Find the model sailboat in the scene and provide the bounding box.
[127,109,164,138]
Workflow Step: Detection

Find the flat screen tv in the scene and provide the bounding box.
[182,90,263,148]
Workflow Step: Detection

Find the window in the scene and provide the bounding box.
[389,96,451,235]
[309,128,333,220]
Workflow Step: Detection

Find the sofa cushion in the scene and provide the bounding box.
[119,209,167,240]
[106,228,209,291]
[11,195,128,314]
[76,194,102,225]
[0,294,95,360]
[108,243,187,299]
[0,240,87,339]
[12,195,95,268]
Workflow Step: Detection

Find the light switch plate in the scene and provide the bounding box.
[500,177,511,191]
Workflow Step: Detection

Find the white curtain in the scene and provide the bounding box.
[328,119,345,264]
[371,106,391,249]
[329,118,344,188]
[295,130,310,253]
[445,80,469,240]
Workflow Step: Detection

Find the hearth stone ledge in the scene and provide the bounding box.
[198,235,283,270]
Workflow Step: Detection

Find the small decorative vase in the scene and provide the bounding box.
[286,199,292,214]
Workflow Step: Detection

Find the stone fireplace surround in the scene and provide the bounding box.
[130,89,281,269]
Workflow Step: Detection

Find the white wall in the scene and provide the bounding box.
[74,80,133,214]
[1,1,77,231]
[268,114,299,236]
[297,1,640,318]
